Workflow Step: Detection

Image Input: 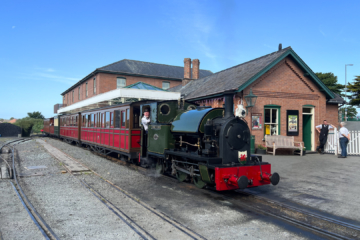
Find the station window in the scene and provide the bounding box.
[105,112,110,128]
[78,87,81,100]
[94,78,96,94]
[264,108,279,135]
[117,77,126,88]
[72,91,74,103]
[162,81,170,90]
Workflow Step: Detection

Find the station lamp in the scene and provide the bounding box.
[244,88,258,109]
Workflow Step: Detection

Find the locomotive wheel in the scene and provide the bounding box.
[193,176,206,189]
[176,171,187,182]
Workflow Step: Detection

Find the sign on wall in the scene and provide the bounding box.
[287,110,299,136]
[252,113,262,129]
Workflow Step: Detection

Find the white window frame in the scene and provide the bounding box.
[117,77,126,88]
[264,108,279,135]
[93,78,96,94]
[162,81,170,90]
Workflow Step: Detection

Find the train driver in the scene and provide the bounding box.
[142,109,151,133]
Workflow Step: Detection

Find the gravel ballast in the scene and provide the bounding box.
[14,139,143,240]
[41,137,323,240]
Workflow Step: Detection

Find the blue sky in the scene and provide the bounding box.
[1,0,359,119]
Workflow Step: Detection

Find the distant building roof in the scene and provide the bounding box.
[123,82,166,91]
[169,47,336,101]
[8,119,17,123]
[61,59,213,95]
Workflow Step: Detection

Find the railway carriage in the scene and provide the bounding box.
[43,116,59,137]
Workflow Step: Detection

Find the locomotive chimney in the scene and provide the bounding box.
[224,92,234,118]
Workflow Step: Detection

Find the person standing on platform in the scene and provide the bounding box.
[315,120,336,154]
[338,122,350,158]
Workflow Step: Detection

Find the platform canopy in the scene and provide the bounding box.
[58,85,181,114]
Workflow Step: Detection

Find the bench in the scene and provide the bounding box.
[265,135,304,156]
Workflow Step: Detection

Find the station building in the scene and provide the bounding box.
[60,59,212,108]
[171,46,345,151]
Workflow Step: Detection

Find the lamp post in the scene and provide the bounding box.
[345,64,353,121]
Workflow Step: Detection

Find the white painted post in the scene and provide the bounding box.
[334,128,338,155]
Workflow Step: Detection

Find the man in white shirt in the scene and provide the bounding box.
[338,122,350,158]
[315,120,335,154]
[141,109,151,133]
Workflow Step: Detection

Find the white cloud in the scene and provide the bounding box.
[17,68,79,85]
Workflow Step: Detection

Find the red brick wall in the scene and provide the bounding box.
[195,57,339,150]
[62,73,182,106]
[326,104,340,128]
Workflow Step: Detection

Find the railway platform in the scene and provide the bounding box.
[246,153,360,222]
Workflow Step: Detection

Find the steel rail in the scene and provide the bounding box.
[237,189,360,232]
[78,179,155,240]
[44,139,207,240]
[42,136,360,239]
[5,139,60,240]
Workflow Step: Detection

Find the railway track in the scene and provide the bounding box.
[1,138,59,240]
[42,137,360,240]
[38,139,207,240]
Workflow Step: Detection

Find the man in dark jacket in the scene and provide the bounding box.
[315,120,335,154]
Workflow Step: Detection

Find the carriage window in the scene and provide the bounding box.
[126,109,130,128]
[110,112,114,128]
[121,111,126,127]
[101,113,105,128]
[75,116,78,127]
[93,114,96,127]
[106,112,110,128]
[133,107,140,128]
[114,110,120,128]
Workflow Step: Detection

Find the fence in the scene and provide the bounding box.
[325,128,360,155]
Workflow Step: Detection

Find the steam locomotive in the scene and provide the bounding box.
[44,93,279,191]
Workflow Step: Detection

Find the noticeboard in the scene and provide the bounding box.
[287,110,299,136]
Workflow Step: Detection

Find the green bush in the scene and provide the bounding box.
[13,118,44,136]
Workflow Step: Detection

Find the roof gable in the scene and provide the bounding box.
[123,81,166,91]
[172,47,335,100]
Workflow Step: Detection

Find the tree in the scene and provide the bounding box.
[347,75,360,107]
[10,117,14,120]
[340,106,358,119]
[13,118,44,136]
[27,111,45,119]
[315,72,344,96]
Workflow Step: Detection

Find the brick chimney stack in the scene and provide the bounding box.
[183,58,192,86]
[192,59,200,80]
[184,58,191,79]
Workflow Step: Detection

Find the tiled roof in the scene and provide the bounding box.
[99,59,213,79]
[123,82,166,91]
[169,47,291,99]
[62,59,212,95]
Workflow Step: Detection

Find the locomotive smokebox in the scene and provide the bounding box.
[224,92,234,118]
